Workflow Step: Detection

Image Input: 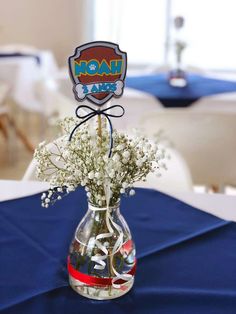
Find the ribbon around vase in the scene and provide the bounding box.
[68,104,125,158]
[67,252,136,287]
[68,184,136,288]
[89,180,135,289]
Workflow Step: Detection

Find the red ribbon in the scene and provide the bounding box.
[68,256,137,287]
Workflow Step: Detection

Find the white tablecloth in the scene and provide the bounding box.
[1,180,235,222]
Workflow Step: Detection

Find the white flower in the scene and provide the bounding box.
[88,171,94,179]
[38,141,46,148]
[142,156,147,162]
[63,150,70,158]
[109,170,115,178]
[68,185,75,192]
[74,170,81,177]
[81,134,87,141]
[129,189,135,196]
[122,151,130,159]
[35,117,166,207]
[103,155,108,162]
[112,153,120,162]
[136,159,143,167]
[117,144,125,151]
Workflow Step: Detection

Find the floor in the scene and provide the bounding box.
[0,102,57,180]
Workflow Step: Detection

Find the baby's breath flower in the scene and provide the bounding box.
[122,151,130,159]
[88,171,95,179]
[136,160,143,167]
[34,117,166,207]
[112,153,120,162]
[129,189,135,196]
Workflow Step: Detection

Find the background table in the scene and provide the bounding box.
[1,180,236,313]
[126,73,236,107]
[46,70,236,132]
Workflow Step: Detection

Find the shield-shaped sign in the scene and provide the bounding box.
[68,41,127,106]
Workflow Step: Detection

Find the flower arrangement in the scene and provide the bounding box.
[34,116,166,208]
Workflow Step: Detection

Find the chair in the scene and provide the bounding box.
[0,83,10,139]
[139,110,236,191]
[135,145,193,193]
[35,78,76,121]
[0,82,34,153]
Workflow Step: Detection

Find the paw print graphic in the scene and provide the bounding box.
[89,63,97,71]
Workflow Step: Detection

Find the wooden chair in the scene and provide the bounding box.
[0,83,34,153]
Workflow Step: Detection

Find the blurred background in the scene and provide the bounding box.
[1,0,236,195]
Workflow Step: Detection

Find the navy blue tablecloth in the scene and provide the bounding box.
[126,73,236,107]
[1,188,236,313]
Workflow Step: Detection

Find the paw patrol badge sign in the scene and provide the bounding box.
[69,41,127,106]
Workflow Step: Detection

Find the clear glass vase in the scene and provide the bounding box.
[68,202,136,300]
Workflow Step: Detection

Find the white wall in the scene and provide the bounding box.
[0,0,88,66]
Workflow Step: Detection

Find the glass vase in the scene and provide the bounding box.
[67,201,136,300]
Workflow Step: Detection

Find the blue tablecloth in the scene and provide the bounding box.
[0,53,40,65]
[126,73,236,107]
[1,188,236,314]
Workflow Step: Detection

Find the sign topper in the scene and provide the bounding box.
[68,41,127,106]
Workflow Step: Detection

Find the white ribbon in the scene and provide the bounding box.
[90,179,134,288]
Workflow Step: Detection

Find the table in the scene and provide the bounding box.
[53,70,236,132]
[126,73,236,107]
[1,180,236,313]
